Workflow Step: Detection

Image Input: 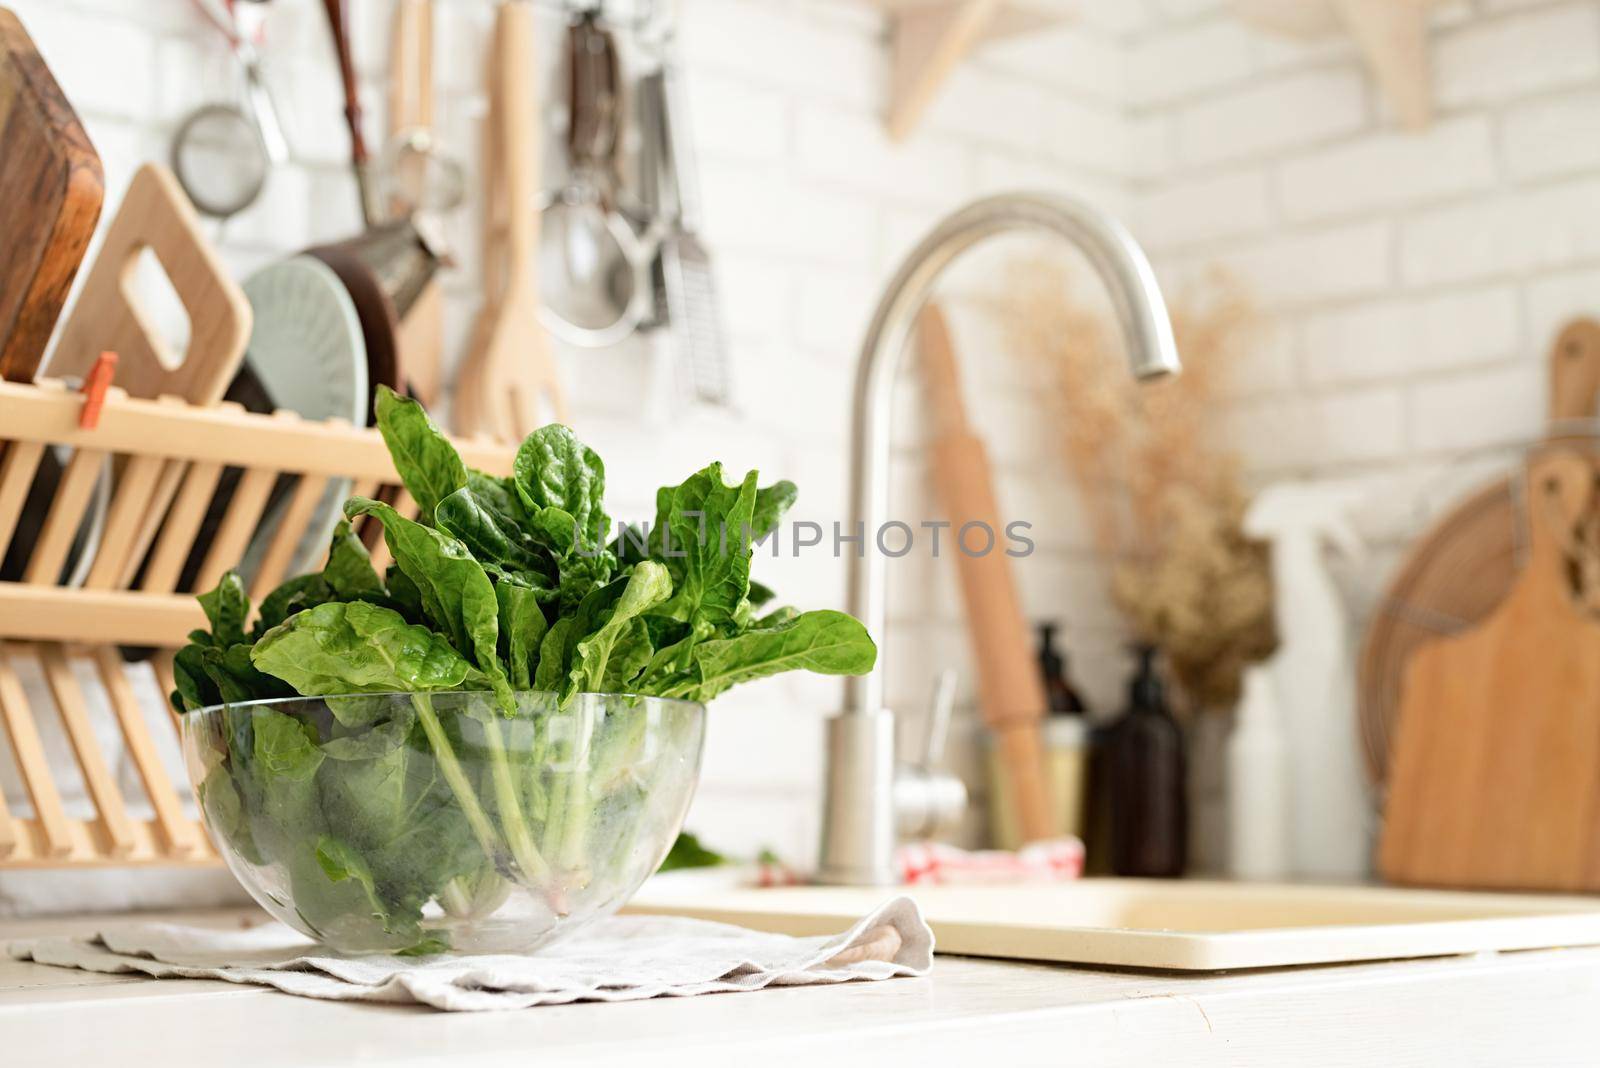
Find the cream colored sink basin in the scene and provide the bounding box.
[626,877,1600,971]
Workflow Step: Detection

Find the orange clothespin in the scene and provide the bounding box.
[78,350,118,429]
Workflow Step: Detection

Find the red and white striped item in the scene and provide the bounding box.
[895,837,1085,886]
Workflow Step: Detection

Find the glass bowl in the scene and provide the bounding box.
[181,691,705,956]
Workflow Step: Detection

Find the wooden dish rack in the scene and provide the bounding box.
[0,378,514,868]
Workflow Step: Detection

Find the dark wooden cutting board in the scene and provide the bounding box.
[0,6,103,382]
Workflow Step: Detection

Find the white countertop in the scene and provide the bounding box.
[5,907,1600,1067]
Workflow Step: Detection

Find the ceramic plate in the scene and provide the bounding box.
[239,256,368,578]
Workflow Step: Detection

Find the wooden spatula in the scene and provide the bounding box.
[454,0,566,440]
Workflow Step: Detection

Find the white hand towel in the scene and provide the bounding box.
[7,895,932,1012]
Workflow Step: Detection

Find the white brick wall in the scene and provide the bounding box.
[1127,0,1600,638]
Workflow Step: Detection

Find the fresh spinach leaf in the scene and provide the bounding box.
[567,561,672,697]
[344,497,512,712]
[374,385,466,518]
[323,519,387,601]
[512,425,609,557]
[252,600,484,696]
[198,571,250,647]
[495,582,548,691]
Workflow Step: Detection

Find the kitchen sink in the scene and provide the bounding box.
[625,877,1600,971]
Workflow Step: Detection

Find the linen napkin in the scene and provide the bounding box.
[7,896,932,1012]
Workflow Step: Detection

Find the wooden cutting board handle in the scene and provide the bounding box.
[47,164,249,403]
[1548,317,1600,427]
[918,303,1053,843]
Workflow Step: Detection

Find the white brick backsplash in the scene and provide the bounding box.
[1400,178,1600,286]
[980,23,1126,103]
[1128,113,1175,179]
[1174,68,1368,168]
[1301,285,1521,386]
[794,271,876,356]
[685,70,790,165]
[1502,89,1600,182]
[1126,18,1256,106]
[1135,166,1273,248]
[1221,386,1406,472]
[1409,364,1544,452]
[680,0,882,109]
[794,105,970,205]
[1277,116,1496,223]
[1525,267,1600,353]
[1435,3,1600,108]
[11,3,157,120]
[972,152,1131,217]
[1183,219,1392,306]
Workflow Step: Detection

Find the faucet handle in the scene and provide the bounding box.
[922,669,958,768]
[895,670,967,840]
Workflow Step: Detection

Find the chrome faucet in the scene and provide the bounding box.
[818,193,1182,885]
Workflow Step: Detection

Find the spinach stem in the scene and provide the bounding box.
[481,715,553,882]
[409,693,501,866]
[556,701,597,875]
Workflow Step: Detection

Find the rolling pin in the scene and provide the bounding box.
[918,302,1054,843]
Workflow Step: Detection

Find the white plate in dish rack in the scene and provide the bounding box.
[626,877,1600,971]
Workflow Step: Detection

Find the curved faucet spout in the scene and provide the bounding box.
[844,192,1181,719]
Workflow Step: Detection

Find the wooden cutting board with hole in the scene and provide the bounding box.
[0,7,103,382]
[46,163,250,402]
[1380,448,1600,891]
[1359,319,1600,784]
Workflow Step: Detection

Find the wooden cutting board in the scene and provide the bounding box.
[1359,319,1600,784]
[47,163,250,402]
[1381,448,1600,891]
[0,7,103,382]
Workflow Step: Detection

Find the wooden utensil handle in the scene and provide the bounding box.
[919,304,1054,842]
[1547,317,1600,427]
[321,0,368,166]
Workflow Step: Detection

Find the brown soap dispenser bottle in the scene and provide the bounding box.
[1105,644,1187,878]
[1038,622,1086,716]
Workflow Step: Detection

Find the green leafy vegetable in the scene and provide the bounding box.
[172,394,877,954]
[374,385,466,517]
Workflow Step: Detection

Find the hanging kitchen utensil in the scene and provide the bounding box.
[171,0,289,223]
[1358,319,1600,786]
[376,0,462,221]
[0,6,104,383]
[1381,447,1600,892]
[642,52,733,407]
[538,8,651,349]
[455,0,567,441]
[305,219,446,423]
[381,0,450,407]
[321,0,380,228]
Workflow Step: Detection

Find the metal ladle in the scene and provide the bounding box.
[538,9,651,349]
